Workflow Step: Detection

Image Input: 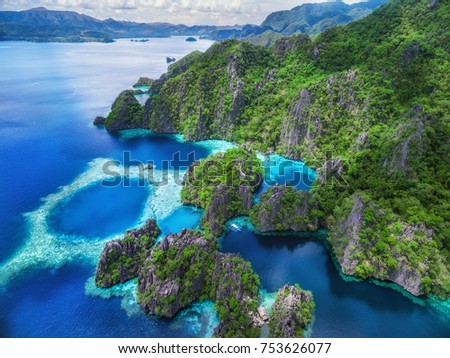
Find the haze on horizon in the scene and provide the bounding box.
[0,0,366,26]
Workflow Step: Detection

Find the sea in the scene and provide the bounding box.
[0,38,449,338]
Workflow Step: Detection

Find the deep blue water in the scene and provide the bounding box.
[49,180,150,239]
[0,39,449,338]
[0,39,217,338]
[221,227,450,338]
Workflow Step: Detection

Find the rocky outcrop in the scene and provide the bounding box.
[330,193,450,296]
[137,230,215,317]
[255,68,276,91]
[182,149,263,235]
[201,183,254,235]
[269,284,315,338]
[429,0,441,9]
[133,77,154,87]
[317,157,344,185]
[311,43,324,60]
[402,40,420,67]
[137,229,262,337]
[250,186,319,232]
[141,41,271,141]
[384,105,429,178]
[280,88,316,159]
[210,253,263,337]
[93,116,106,126]
[208,51,248,140]
[280,70,366,160]
[102,90,144,131]
[272,35,311,58]
[95,219,161,288]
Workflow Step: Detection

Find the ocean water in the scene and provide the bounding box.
[221,220,450,337]
[0,38,218,338]
[0,39,449,338]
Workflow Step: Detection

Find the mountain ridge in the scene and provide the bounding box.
[0,2,386,43]
[99,0,450,298]
[0,6,239,42]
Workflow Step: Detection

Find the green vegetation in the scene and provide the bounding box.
[136,230,262,337]
[211,255,261,338]
[121,0,449,298]
[104,90,144,131]
[181,148,264,235]
[250,186,319,232]
[96,2,449,336]
[133,77,154,87]
[95,220,161,288]
[269,284,315,338]
[137,231,216,316]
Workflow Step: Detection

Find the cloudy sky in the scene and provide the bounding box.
[0,0,364,26]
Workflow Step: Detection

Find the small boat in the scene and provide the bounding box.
[229,223,241,232]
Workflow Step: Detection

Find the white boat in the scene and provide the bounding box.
[229,223,242,232]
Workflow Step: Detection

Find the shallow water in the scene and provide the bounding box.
[0,38,218,338]
[0,39,449,338]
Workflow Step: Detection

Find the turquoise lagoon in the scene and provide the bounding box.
[0,39,449,338]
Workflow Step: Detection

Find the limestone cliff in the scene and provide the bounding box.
[250,186,319,232]
[137,230,215,317]
[101,90,144,131]
[95,219,161,288]
[330,193,450,296]
[269,284,315,338]
[181,148,263,235]
[137,229,263,337]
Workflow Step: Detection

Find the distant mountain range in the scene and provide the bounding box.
[0,1,387,43]
[0,7,239,42]
[209,0,388,44]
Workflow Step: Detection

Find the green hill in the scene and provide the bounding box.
[103,0,450,298]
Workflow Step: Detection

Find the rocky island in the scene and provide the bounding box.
[250,186,319,232]
[94,0,450,338]
[181,148,263,235]
[95,149,314,337]
[95,219,161,288]
[269,284,315,338]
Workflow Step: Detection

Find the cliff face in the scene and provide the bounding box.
[181,148,263,235]
[141,40,272,141]
[269,284,315,338]
[137,229,215,317]
[95,219,161,288]
[97,0,450,298]
[136,229,263,337]
[330,193,450,296]
[250,186,319,232]
[102,90,144,131]
[210,253,264,338]
[383,105,429,178]
[280,70,367,160]
[200,183,254,235]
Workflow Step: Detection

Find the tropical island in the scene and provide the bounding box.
[91,0,449,338]
[0,1,387,44]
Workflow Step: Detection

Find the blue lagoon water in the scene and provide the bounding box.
[0,38,218,337]
[221,223,450,337]
[0,39,449,338]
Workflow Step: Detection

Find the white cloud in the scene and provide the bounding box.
[0,1,368,25]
